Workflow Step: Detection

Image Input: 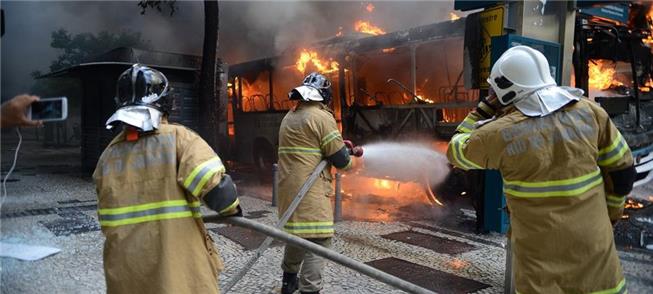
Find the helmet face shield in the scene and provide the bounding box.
[300,72,333,103]
[115,64,171,112]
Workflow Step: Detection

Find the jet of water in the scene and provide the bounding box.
[357,142,450,188]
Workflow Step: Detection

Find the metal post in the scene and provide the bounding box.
[271,163,278,207]
[334,172,342,222]
[221,160,328,293]
[504,238,515,294]
[204,216,436,294]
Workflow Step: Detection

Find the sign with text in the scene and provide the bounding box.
[479,6,505,89]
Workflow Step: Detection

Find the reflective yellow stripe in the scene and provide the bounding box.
[599,134,624,155]
[504,169,603,198]
[99,211,195,227]
[286,221,334,226]
[278,147,322,154]
[342,158,353,170]
[191,165,226,196]
[284,227,335,234]
[607,195,626,208]
[284,221,335,234]
[449,133,482,170]
[478,102,495,116]
[589,278,626,294]
[98,200,190,215]
[516,279,626,294]
[321,130,341,147]
[183,157,222,188]
[98,200,201,227]
[598,134,629,167]
[218,198,240,215]
[457,116,478,133]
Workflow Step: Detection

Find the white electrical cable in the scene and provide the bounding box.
[1,127,22,212]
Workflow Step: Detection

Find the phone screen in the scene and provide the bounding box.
[31,100,63,120]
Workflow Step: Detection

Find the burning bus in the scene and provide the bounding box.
[227,3,653,191]
[226,18,476,176]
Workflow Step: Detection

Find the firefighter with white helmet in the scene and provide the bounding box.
[278,72,362,294]
[447,46,635,293]
[94,64,242,294]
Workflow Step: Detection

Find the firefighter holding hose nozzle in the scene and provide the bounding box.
[447,46,635,293]
[93,64,242,294]
[278,72,362,294]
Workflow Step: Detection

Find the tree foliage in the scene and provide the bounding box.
[49,29,150,72]
[138,0,177,16]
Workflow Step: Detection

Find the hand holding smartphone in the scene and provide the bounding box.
[27,97,68,122]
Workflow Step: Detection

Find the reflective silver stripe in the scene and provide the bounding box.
[457,117,477,132]
[504,172,602,194]
[607,195,626,208]
[598,138,627,165]
[99,205,190,222]
[187,159,223,193]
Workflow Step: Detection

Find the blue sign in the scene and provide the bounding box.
[578,3,630,24]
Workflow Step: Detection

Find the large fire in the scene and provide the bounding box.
[354,20,386,36]
[588,60,624,90]
[295,49,340,74]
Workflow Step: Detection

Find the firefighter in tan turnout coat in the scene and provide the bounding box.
[447,46,636,294]
[278,72,362,294]
[93,64,242,294]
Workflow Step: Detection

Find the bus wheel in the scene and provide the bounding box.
[253,138,274,182]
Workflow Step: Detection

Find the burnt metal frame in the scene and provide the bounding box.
[573,15,644,128]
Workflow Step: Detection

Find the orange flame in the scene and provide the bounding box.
[588,60,623,90]
[365,3,375,13]
[354,20,386,36]
[641,78,653,92]
[295,49,340,74]
[450,12,461,21]
[643,6,653,45]
[373,179,396,190]
[336,26,344,37]
[625,198,645,209]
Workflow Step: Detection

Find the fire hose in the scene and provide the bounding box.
[220,160,329,293]
[203,215,436,294]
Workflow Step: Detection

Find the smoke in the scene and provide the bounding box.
[2,1,459,100]
[360,142,451,188]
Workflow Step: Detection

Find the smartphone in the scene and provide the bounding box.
[27,97,68,122]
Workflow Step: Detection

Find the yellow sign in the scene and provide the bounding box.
[479,6,505,89]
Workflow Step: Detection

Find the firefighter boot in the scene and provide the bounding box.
[281,272,298,294]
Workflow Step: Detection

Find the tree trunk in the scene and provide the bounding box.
[199,0,223,152]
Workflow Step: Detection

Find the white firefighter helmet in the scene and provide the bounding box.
[288,72,333,103]
[487,45,557,106]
